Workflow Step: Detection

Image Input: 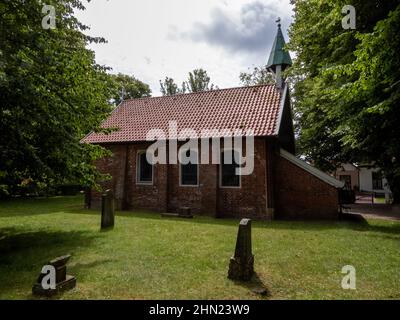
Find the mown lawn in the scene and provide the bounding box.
[0,195,399,300]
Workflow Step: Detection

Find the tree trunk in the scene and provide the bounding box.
[391,188,400,205]
[386,174,400,205]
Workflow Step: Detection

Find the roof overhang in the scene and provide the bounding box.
[274,83,288,136]
[280,148,345,189]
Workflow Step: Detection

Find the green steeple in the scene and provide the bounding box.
[266,21,292,72]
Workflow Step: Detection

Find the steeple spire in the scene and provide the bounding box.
[267,18,292,88]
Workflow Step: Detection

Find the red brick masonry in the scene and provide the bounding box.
[275,156,339,219]
[91,138,340,220]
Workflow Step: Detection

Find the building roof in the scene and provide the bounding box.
[82,84,284,144]
[266,24,292,71]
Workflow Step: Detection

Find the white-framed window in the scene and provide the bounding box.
[136,150,153,185]
[179,149,199,187]
[372,171,383,190]
[220,149,241,188]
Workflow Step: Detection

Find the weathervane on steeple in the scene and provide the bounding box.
[276,17,281,28]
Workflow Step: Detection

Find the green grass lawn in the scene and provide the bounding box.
[0,195,399,300]
[374,196,386,204]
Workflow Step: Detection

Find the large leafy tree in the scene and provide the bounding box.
[287,0,400,202]
[0,0,115,196]
[112,73,151,105]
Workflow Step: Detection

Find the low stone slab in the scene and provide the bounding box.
[32,275,76,297]
[178,207,192,217]
[161,212,193,219]
[32,254,76,297]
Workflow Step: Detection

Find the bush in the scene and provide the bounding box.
[55,185,83,196]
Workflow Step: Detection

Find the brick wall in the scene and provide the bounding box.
[91,138,270,219]
[91,139,339,220]
[167,162,218,216]
[274,155,339,219]
[124,143,168,212]
[217,139,268,219]
[91,144,127,210]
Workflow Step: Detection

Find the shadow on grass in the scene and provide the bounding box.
[3,194,400,236]
[261,219,400,237]
[231,272,271,299]
[113,209,400,237]
[0,196,85,217]
[70,259,115,281]
[0,227,98,297]
[14,195,396,237]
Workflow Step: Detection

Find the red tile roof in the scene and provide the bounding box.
[82,84,283,144]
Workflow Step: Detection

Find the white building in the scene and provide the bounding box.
[335,164,391,194]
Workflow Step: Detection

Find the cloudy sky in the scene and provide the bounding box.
[75,0,293,95]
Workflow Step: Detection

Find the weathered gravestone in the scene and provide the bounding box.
[32,254,76,296]
[101,189,115,229]
[228,218,254,281]
[84,187,91,209]
[161,206,193,219]
[178,206,193,218]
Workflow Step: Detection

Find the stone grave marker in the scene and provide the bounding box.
[228,218,254,281]
[32,254,76,296]
[101,189,115,229]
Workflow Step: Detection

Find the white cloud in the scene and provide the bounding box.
[75,0,293,95]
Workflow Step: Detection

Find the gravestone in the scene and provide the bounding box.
[101,189,115,229]
[84,187,91,209]
[178,206,193,218]
[161,207,193,219]
[32,254,76,296]
[228,218,254,281]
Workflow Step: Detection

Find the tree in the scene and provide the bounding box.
[185,68,216,92]
[112,73,151,105]
[160,69,217,95]
[239,66,275,86]
[0,0,115,196]
[328,6,400,202]
[287,0,400,202]
[160,77,184,96]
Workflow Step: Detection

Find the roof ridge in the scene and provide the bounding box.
[122,83,279,103]
[82,83,283,144]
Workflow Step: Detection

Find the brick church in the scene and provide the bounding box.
[82,23,344,219]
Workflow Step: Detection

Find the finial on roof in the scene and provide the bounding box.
[276,17,281,28]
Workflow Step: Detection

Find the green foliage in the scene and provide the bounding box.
[287,0,400,202]
[160,69,217,95]
[185,68,216,92]
[239,65,275,86]
[159,77,185,96]
[111,73,151,105]
[0,0,114,196]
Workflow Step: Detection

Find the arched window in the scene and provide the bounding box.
[220,149,241,188]
[180,149,199,186]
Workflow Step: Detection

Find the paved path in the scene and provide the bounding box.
[344,203,400,221]
[355,193,374,204]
